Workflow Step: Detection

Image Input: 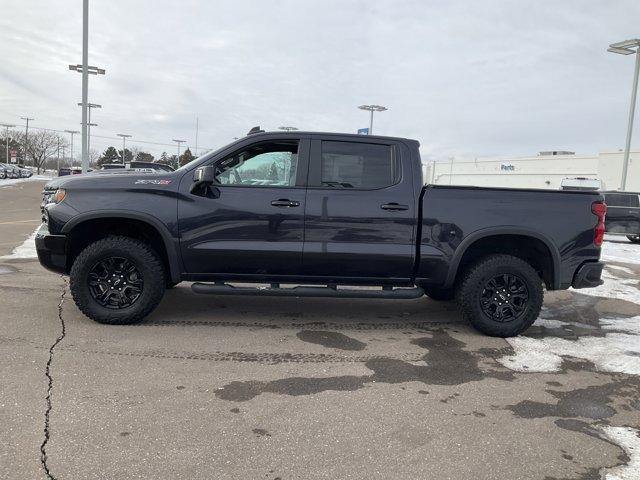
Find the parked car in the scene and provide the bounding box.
[602,191,640,243]
[37,131,605,337]
[17,166,33,178]
[0,164,6,179]
[1,163,20,179]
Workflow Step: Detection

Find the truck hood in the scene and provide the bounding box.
[44,170,179,190]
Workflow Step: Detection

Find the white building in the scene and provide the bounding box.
[424,149,640,191]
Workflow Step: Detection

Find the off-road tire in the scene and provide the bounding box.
[70,236,165,324]
[456,254,543,337]
[627,235,640,244]
[424,286,455,301]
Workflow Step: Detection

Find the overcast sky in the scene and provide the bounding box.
[1,0,639,161]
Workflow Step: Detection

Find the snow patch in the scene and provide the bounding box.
[602,426,640,480]
[498,323,640,375]
[0,174,52,188]
[579,269,640,306]
[0,228,38,259]
[602,237,640,266]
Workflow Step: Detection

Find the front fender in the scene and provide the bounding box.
[61,210,182,283]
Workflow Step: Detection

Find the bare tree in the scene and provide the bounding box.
[89,149,100,167]
[24,130,63,174]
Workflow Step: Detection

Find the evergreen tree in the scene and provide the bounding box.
[179,148,195,167]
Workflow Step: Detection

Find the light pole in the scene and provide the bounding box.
[278,126,298,132]
[173,139,185,166]
[78,102,101,158]
[357,105,387,135]
[68,0,106,173]
[20,116,34,166]
[608,39,640,191]
[86,123,97,161]
[1,123,15,164]
[117,134,132,164]
[195,117,199,156]
[64,130,80,166]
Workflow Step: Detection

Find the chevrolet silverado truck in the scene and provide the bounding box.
[36,131,606,336]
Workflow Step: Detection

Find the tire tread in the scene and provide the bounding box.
[456,254,543,337]
[69,236,165,325]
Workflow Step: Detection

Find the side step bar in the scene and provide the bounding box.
[191,282,425,299]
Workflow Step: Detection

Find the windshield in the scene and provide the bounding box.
[174,139,244,172]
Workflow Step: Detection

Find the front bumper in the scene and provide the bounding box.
[35,223,68,274]
[572,261,604,289]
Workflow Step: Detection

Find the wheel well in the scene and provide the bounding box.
[66,218,172,279]
[455,234,555,289]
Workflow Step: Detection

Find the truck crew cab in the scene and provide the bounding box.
[36,131,606,337]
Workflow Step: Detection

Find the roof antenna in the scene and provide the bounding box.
[247,126,265,135]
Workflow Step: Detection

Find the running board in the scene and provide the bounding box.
[191,282,424,299]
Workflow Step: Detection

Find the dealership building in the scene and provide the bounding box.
[424,149,640,191]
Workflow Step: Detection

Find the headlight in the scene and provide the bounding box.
[53,188,67,204]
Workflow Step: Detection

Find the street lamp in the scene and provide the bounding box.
[64,130,80,166]
[1,123,16,164]
[173,139,185,165]
[278,126,298,132]
[20,116,34,166]
[608,38,640,191]
[117,134,132,164]
[68,0,106,173]
[357,105,387,135]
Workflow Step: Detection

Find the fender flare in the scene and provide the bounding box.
[443,227,561,289]
[61,210,181,283]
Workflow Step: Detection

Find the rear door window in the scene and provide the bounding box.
[320,141,398,189]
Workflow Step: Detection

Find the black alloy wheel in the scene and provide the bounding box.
[87,256,144,309]
[479,273,529,322]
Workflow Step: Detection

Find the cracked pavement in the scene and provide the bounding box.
[1,181,639,479]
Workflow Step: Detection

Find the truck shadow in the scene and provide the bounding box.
[145,283,464,329]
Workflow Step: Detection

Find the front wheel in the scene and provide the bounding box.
[456,254,543,337]
[70,236,166,324]
[627,235,640,244]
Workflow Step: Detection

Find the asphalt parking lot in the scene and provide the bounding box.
[1,179,639,479]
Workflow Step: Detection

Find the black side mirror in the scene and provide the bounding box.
[190,165,216,195]
[193,165,215,184]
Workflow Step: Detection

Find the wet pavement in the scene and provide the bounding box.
[1,181,639,479]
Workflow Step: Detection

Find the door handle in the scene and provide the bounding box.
[271,199,300,207]
[380,203,409,211]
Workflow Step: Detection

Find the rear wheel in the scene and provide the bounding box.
[627,235,640,244]
[456,254,543,337]
[70,236,165,324]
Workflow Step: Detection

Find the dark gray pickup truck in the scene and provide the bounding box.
[36,131,606,336]
[603,191,640,243]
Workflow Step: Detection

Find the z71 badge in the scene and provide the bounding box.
[134,179,172,185]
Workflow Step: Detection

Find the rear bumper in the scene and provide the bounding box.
[35,223,68,274]
[572,261,604,289]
